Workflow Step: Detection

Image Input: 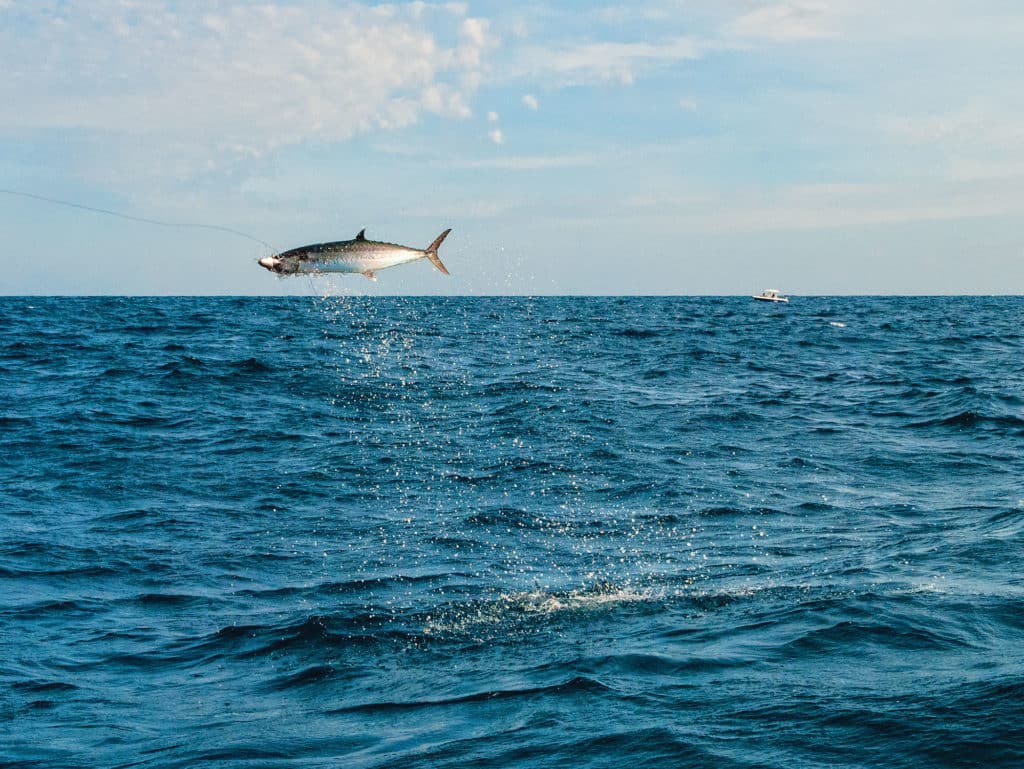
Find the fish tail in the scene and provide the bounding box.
[424,228,451,275]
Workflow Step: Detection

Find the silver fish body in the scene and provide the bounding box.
[259,228,450,280]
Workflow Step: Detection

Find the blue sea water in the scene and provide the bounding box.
[1,295,1023,768]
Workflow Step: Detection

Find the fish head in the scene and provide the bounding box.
[259,256,284,273]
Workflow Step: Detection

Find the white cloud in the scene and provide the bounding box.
[458,153,597,170]
[887,105,1024,182]
[728,1,844,42]
[509,19,530,39]
[0,1,494,171]
[514,36,702,86]
[678,98,698,111]
[487,111,499,122]
[488,128,504,145]
[601,179,1024,233]
[886,106,1024,149]
[593,5,676,24]
[522,93,539,111]
[460,17,488,49]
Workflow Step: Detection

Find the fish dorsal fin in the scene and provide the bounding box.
[355,228,366,241]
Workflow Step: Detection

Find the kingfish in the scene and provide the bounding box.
[258,228,451,281]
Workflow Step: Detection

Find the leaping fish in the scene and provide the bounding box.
[258,228,451,281]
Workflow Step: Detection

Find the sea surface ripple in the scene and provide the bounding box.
[2,296,1023,768]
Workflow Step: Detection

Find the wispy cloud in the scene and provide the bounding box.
[727,1,845,42]
[0,1,495,171]
[513,36,703,86]
[887,105,1024,182]
[522,93,539,111]
[457,153,597,170]
[887,106,1011,147]
[488,128,505,145]
[596,179,1024,233]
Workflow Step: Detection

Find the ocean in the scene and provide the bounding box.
[2,296,1022,768]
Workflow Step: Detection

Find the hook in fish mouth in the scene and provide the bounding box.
[258,256,284,273]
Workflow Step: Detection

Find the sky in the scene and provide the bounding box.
[1,0,1023,295]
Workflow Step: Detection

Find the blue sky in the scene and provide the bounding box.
[2,0,1023,295]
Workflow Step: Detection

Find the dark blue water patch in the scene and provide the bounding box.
[1,296,1024,768]
[909,409,1024,431]
[329,674,612,715]
[11,679,80,694]
[228,356,275,373]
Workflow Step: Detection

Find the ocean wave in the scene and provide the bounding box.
[267,663,347,690]
[329,675,611,715]
[226,357,274,374]
[614,328,663,338]
[10,679,79,693]
[777,617,977,657]
[419,583,662,641]
[908,410,1024,430]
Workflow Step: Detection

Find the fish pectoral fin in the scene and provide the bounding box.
[362,270,377,281]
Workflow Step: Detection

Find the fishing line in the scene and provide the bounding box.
[0,188,277,254]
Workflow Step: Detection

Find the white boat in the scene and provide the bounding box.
[752,288,789,303]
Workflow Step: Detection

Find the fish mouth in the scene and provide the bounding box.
[259,256,284,273]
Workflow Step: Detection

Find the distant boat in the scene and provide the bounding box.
[752,288,789,303]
